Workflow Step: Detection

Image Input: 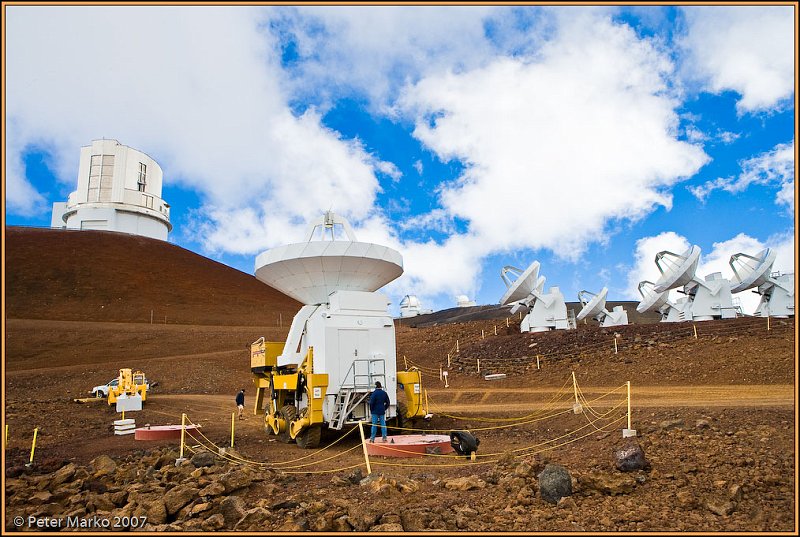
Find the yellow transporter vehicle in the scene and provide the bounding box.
[107,368,148,412]
[251,335,429,449]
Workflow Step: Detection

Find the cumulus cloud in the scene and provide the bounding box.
[688,142,795,212]
[680,6,795,113]
[628,230,795,315]
[395,11,708,294]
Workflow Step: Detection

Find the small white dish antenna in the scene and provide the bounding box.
[653,245,701,293]
[500,262,540,306]
[729,248,777,293]
[578,287,629,327]
[636,280,670,314]
[577,288,608,322]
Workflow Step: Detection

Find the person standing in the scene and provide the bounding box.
[236,388,245,420]
[369,381,390,443]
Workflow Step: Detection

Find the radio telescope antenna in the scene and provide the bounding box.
[577,287,628,327]
[653,245,701,293]
[636,280,670,314]
[729,248,794,317]
[500,262,540,306]
[729,248,777,293]
[255,212,403,305]
[500,260,570,331]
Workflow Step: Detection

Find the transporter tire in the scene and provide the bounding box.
[295,425,322,449]
[278,404,297,444]
[396,401,410,434]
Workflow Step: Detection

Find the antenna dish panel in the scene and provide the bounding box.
[577,287,608,321]
[636,280,670,313]
[254,212,403,305]
[729,248,776,293]
[500,261,541,306]
[653,245,701,293]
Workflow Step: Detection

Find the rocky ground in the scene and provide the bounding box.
[4,405,794,532]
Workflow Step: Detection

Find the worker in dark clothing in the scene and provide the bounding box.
[236,389,245,420]
[369,381,391,442]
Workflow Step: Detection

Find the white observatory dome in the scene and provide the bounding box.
[254,212,403,305]
[456,295,476,307]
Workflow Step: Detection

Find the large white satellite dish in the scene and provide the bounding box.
[729,248,777,293]
[254,211,403,305]
[500,262,540,306]
[653,245,701,293]
[576,288,608,322]
[636,280,670,314]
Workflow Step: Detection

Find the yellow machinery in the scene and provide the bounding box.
[251,337,428,448]
[107,368,148,405]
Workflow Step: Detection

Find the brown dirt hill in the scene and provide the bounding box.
[4,227,300,326]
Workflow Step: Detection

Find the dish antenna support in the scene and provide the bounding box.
[577,287,628,327]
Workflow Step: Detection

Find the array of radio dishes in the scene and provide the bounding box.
[729,248,794,318]
[639,245,737,322]
[399,294,433,318]
[500,261,570,332]
[577,287,629,327]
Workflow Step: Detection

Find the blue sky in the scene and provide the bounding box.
[5,5,796,316]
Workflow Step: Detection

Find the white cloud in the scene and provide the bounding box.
[398,11,708,264]
[688,142,795,212]
[273,5,500,108]
[680,6,795,113]
[628,230,795,315]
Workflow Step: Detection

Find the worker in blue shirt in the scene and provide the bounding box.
[369,381,391,443]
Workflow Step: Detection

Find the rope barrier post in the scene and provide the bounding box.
[693,324,697,339]
[571,372,583,414]
[477,359,480,374]
[767,315,770,331]
[26,427,38,467]
[443,371,449,388]
[506,317,509,327]
[614,337,618,354]
[358,421,372,475]
[231,412,235,448]
[519,311,522,320]
[494,325,497,336]
[176,413,187,465]
[481,329,484,339]
[424,389,430,414]
[404,355,408,370]
[623,381,637,438]
[456,339,459,353]
[439,366,442,382]
[447,353,451,368]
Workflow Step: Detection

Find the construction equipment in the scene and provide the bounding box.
[250,212,430,449]
[107,368,148,412]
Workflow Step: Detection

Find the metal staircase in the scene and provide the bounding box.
[329,358,386,430]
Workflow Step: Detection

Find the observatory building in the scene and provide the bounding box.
[51,139,172,241]
[399,295,432,318]
[500,261,571,332]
